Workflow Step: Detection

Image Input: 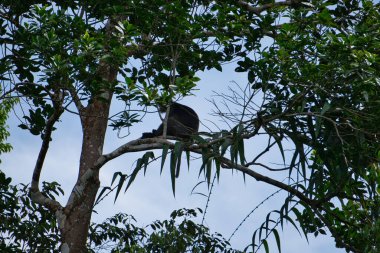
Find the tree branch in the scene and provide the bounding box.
[94,138,175,170]
[30,99,64,211]
[66,83,85,116]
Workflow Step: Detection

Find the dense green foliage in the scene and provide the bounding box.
[0,172,61,252]
[0,171,238,253]
[0,0,379,252]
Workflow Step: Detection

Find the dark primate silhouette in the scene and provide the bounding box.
[141,102,199,139]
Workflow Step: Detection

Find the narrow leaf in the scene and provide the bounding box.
[238,138,246,164]
[206,158,212,186]
[161,144,169,174]
[170,152,177,196]
[111,172,122,185]
[186,150,190,170]
[263,239,269,253]
[125,160,143,192]
[174,142,183,178]
[273,228,282,253]
[115,174,127,202]
[95,186,111,205]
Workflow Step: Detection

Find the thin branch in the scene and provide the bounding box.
[219,156,318,207]
[66,83,85,116]
[201,172,217,225]
[228,188,282,242]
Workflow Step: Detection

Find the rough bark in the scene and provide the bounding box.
[59,61,116,252]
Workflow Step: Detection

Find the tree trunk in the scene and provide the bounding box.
[60,92,113,252]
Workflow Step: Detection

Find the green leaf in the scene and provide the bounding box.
[124,154,150,194]
[185,150,190,170]
[206,158,212,186]
[252,230,257,252]
[95,186,111,205]
[238,137,245,164]
[263,239,269,253]
[142,151,155,175]
[173,142,183,178]
[291,208,309,242]
[248,70,255,83]
[115,173,127,202]
[170,143,185,197]
[273,228,281,253]
[160,144,169,175]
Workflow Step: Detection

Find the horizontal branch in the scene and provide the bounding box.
[94,137,176,170]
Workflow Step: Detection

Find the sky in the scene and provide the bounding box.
[1,63,346,253]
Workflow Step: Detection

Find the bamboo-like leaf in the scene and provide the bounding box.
[292,207,309,242]
[265,212,271,234]
[288,150,299,178]
[125,158,143,193]
[143,151,155,175]
[95,186,111,206]
[160,144,169,175]
[274,135,285,163]
[221,138,232,156]
[173,142,183,178]
[215,158,221,181]
[186,150,190,170]
[238,138,246,164]
[111,172,122,185]
[263,239,269,253]
[230,126,239,164]
[230,141,238,164]
[199,148,209,177]
[170,148,178,196]
[115,174,127,202]
[259,221,265,241]
[283,214,301,236]
[252,230,257,253]
[273,228,282,253]
[298,145,307,181]
[206,158,212,186]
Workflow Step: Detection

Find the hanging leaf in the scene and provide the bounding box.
[173,142,183,178]
[185,150,191,170]
[160,144,169,175]
[115,173,127,202]
[273,228,282,253]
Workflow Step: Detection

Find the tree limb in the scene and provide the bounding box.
[30,98,64,211]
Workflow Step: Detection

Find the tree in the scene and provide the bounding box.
[0,0,379,252]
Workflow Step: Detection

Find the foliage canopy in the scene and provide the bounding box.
[0,0,379,252]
